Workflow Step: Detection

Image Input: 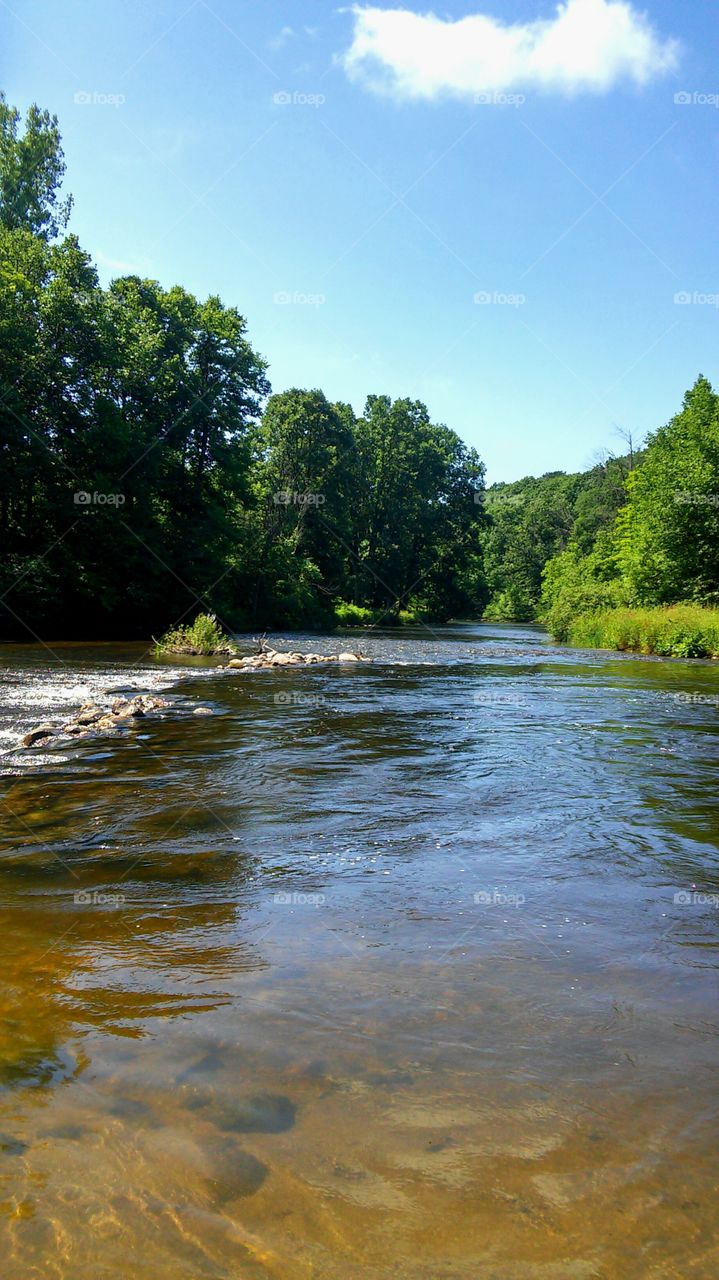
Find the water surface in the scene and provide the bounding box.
[0,623,717,1278]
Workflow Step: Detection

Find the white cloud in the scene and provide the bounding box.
[95,250,153,276]
[269,25,294,50]
[341,0,679,101]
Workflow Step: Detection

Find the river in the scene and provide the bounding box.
[0,622,717,1278]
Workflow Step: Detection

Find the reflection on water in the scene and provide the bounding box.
[0,624,718,1277]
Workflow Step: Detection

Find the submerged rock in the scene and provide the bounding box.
[189,1091,297,1135]
[0,1133,29,1156]
[205,1137,268,1202]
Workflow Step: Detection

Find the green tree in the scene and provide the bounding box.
[0,94,72,239]
[245,389,358,625]
[616,376,719,604]
[350,395,486,619]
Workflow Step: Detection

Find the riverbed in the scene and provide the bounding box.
[0,623,717,1278]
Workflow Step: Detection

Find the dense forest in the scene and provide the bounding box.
[0,94,486,638]
[2,94,719,642]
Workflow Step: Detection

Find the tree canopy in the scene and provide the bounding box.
[1,94,717,641]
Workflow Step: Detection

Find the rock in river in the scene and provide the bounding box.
[187,1091,297,1135]
[21,723,56,748]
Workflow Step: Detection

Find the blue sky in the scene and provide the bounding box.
[2,0,718,481]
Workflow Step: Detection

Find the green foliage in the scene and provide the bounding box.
[332,601,421,627]
[481,456,633,621]
[540,531,628,641]
[348,395,488,620]
[0,93,72,239]
[0,157,270,636]
[615,377,719,604]
[540,379,719,652]
[5,94,719,648]
[155,613,234,656]
[566,605,719,659]
[334,601,376,626]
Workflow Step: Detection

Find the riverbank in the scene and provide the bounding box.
[556,604,719,658]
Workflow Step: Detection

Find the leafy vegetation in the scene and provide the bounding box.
[154,614,235,657]
[480,456,635,622]
[565,606,719,659]
[3,93,719,655]
[0,97,488,639]
[540,377,719,651]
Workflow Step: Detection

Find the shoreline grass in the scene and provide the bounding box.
[563,605,719,659]
[333,601,423,627]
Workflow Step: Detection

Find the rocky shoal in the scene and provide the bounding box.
[227,648,371,670]
[21,694,171,750]
[20,650,371,749]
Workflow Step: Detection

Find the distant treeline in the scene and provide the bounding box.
[484,371,719,639]
[2,95,718,641]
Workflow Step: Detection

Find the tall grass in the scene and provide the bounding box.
[566,605,719,658]
[154,613,234,656]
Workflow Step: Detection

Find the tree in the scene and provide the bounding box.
[249,388,358,624]
[2,91,495,637]
[350,395,486,619]
[616,376,719,604]
[0,94,72,239]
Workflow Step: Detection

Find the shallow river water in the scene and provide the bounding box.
[0,622,717,1279]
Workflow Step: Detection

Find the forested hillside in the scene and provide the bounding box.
[480,451,638,622]
[540,375,719,652]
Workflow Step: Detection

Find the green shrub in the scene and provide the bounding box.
[483,587,536,622]
[154,613,234,656]
[540,538,627,641]
[333,601,423,627]
[398,608,421,625]
[334,601,376,626]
